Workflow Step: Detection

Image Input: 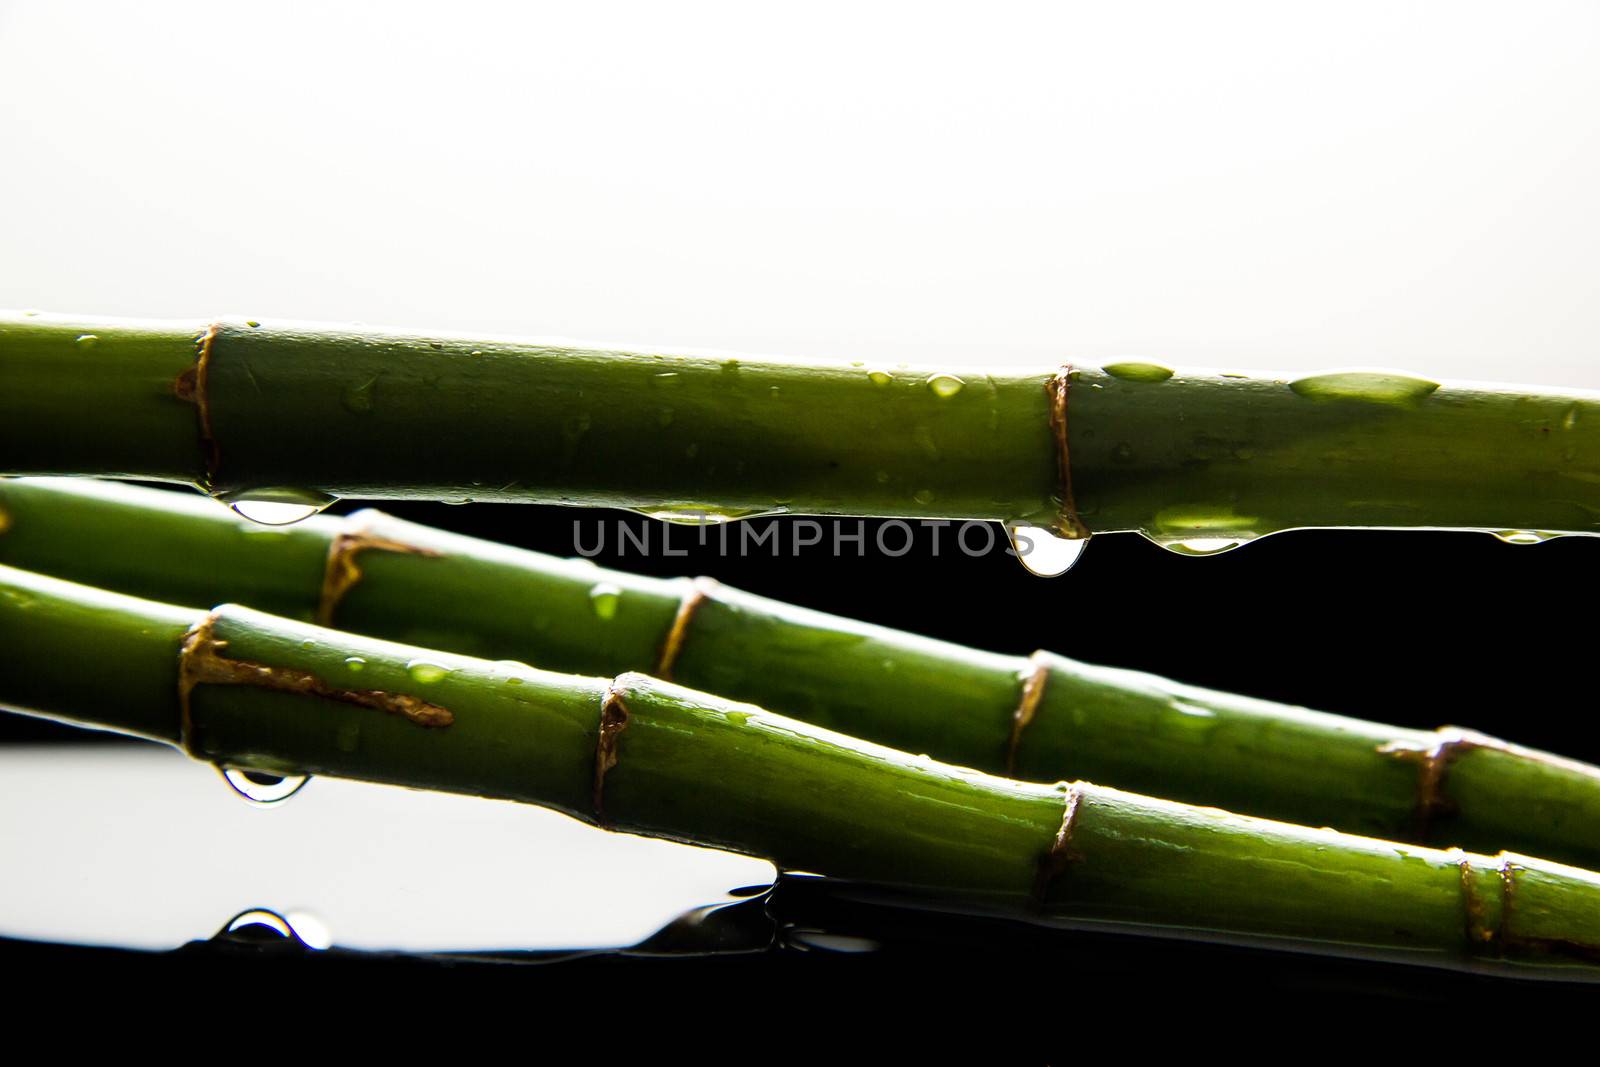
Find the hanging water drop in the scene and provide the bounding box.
[343,655,367,672]
[1006,524,1088,577]
[223,488,337,527]
[868,369,894,386]
[221,767,311,805]
[1162,537,1246,556]
[926,374,965,398]
[589,581,622,620]
[1491,530,1561,545]
[74,333,99,349]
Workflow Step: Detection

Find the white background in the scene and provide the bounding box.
[2,2,1596,384]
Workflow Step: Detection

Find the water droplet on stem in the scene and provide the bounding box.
[221,767,311,805]
[1006,524,1088,577]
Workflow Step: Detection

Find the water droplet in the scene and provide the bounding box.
[343,656,367,672]
[1103,361,1173,383]
[868,369,894,386]
[1491,530,1561,545]
[1288,371,1440,405]
[221,767,310,805]
[342,375,379,414]
[1172,702,1216,719]
[913,488,936,505]
[1006,524,1088,577]
[1145,534,1251,556]
[637,505,769,524]
[927,374,965,398]
[655,372,681,387]
[589,582,622,620]
[218,908,331,950]
[74,333,98,349]
[405,658,451,684]
[223,489,337,526]
[1563,406,1580,431]
[874,470,891,484]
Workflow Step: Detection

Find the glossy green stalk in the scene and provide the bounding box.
[4,562,1600,980]
[5,476,1600,868]
[5,313,1600,539]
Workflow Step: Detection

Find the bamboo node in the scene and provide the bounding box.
[318,514,442,625]
[1452,850,1496,946]
[593,678,634,822]
[1033,781,1088,905]
[656,576,719,680]
[176,610,453,758]
[1005,651,1053,775]
[1377,725,1496,840]
[174,322,222,488]
[1045,367,1090,540]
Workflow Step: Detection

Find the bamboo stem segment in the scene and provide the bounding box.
[4,562,1600,979]
[5,475,1600,868]
[5,312,1600,540]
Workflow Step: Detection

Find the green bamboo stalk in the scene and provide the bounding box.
[4,476,1600,869]
[4,312,1600,542]
[4,562,1600,979]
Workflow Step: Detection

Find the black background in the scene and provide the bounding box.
[5,500,1597,1031]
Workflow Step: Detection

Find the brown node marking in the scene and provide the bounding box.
[1451,850,1495,946]
[593,680,633,822]
[176,612,453,758]
[656,576,719,680]
[1377,726,1498,841]
[1494,854,1520,950]
[174,322,222,488]
[1032,782,1087,906]
[1005,651,1053,776]
[318,518,442,626]
[1044,367,1090,541]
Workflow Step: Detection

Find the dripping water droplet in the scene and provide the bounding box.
[1006,524,1088,577]
[1491,530,1561,545]
[223,489,337,526]
[343,656,367,672]
[926,374,965,398]
[221,767,310,805]
[868,369,894,386]
[1145,535,1251,556]
[589,582,622,620]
